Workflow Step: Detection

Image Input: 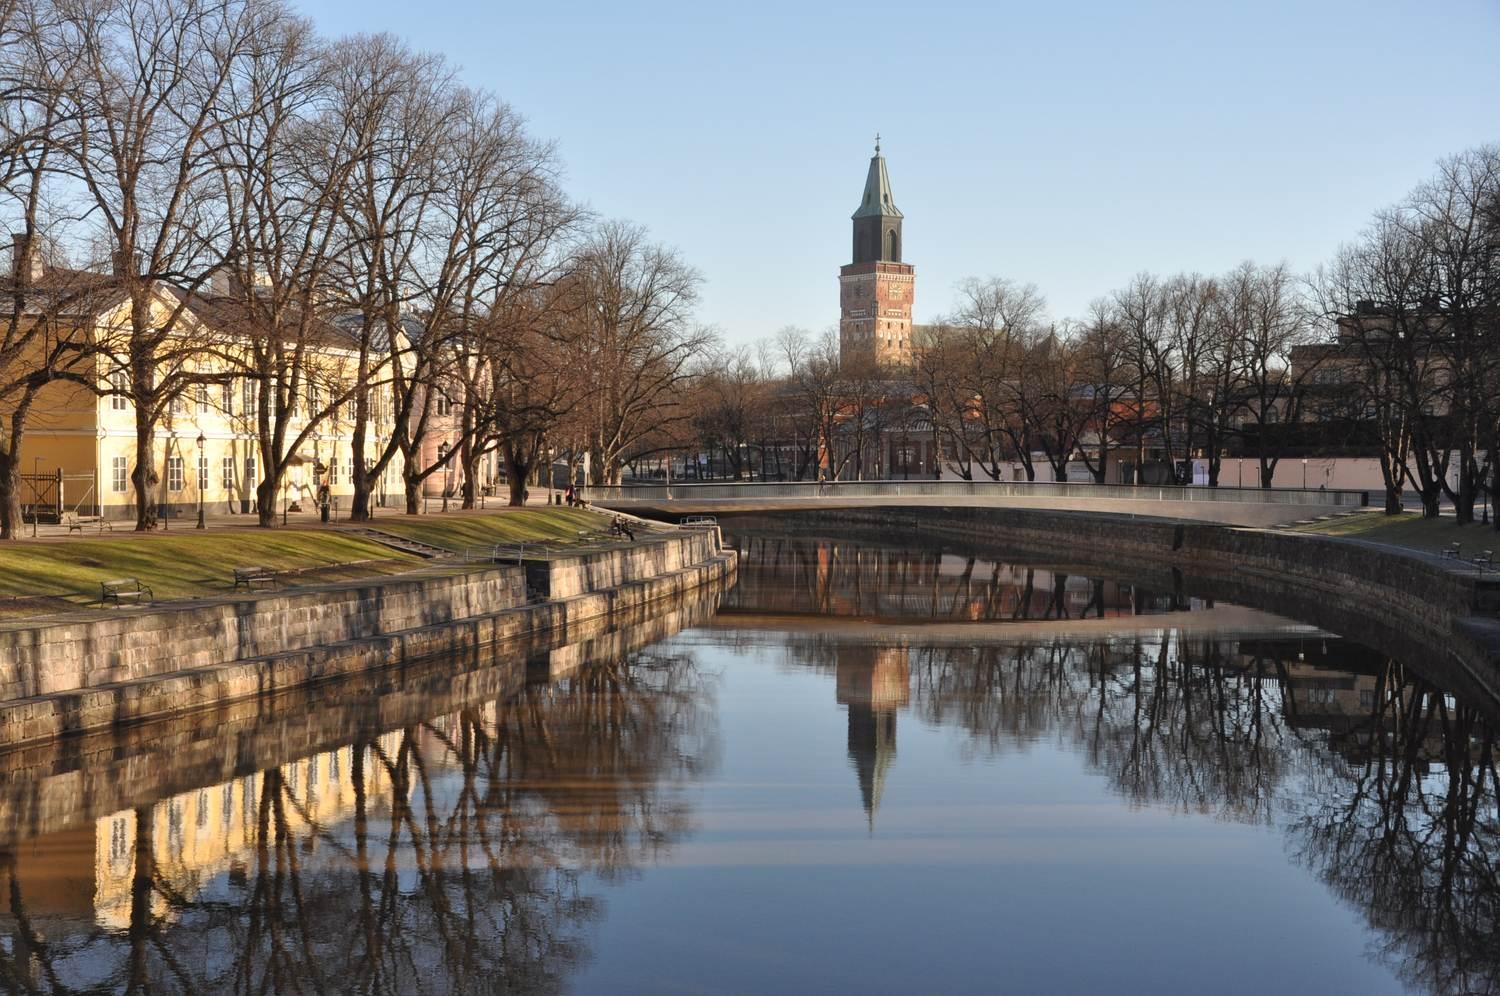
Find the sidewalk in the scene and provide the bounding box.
[14,491,564,542]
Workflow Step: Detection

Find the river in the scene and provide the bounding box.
[0,530,1493,994]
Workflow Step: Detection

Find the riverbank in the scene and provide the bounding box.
[0,506,604,616]
[0,520,735,747]
[709,505,1500,706]
[0,582,725,847]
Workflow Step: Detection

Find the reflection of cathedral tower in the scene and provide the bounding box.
[835,645,910,828]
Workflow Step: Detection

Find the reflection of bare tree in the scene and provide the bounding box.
[0,646,716,994]
[781,629,1497,996]
[1287,667,1500,996]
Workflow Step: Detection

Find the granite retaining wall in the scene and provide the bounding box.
[0,529,735,747]
[722,506,1500,707]
[0,583,726,847]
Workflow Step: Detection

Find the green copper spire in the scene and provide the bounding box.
[852,136,902,221]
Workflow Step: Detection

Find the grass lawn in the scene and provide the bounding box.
[0,530,418,615]
[1294,510,1500,556]
[369,506,616,552]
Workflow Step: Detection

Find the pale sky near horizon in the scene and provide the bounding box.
[294,0,1500,349]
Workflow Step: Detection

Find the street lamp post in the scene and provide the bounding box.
[439,442,450,512]
[1302,458,1308,489]
[546,446,555,506]
[31,455,39,537]
[195,432,205,528]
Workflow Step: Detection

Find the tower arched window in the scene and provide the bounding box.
[886,229,899,261]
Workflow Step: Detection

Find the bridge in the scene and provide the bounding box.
[585,480,1371,528]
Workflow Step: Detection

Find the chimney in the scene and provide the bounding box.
[10,233,44,286]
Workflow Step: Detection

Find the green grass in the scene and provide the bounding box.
[1294,510,1500,556]
[0,530,418,613]
[369,506,615,552]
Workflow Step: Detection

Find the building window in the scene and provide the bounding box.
[222,455,235,490]
[198,454,209,491]
[245,454,257,491]
[196,383,209,414]
[170,392,185,414]
[328,457,340,486]
[109,370,129,410]
[221,381,233,415]
[111,456,128,493]
[435,392,451,417]
[243,379,257,416]
[307,381,320,414]
[167,456,184,492]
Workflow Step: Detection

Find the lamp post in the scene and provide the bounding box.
[31,455,39,537]
[546,446,555,506]
[1302,458,1308,489]
[438,441,450,512]
[195,432,205,528]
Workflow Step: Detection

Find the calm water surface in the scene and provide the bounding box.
[0,533,1494,994]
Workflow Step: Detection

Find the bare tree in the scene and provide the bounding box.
[562,221,708,486]
[54,0,270,530]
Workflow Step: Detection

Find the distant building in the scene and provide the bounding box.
[839,138,915,370]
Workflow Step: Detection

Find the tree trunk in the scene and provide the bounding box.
[131,414,158,532]
[0,449,18,540]
[404,462,420,515]
[256,477,278,528]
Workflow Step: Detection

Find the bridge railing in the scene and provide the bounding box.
[584,480,1370,507]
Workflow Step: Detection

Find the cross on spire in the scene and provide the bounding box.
[874,132,881,155]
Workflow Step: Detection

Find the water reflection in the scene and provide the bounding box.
[720,535,1497,995]
[0,535,1493,994]
[0,594,720,993]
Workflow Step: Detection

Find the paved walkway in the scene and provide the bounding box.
[13,493,562,541]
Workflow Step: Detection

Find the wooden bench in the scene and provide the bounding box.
[100,578,153,607]
[680,514,717,527]
[1441,542,1462,560]
[61,511,83,534]
[233,565,277,590]
[1473,550,1494,572]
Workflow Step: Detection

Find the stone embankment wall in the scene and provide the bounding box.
[732,506,1500,706]
[0,528,734,747]
[0,585,725,848]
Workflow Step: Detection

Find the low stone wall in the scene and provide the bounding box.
[527,528,720,599]
[0,567,528,700]
[0,529,735,747]
[724,506,1500,706]
[0,583,726,847]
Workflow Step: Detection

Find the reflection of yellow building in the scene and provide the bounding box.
[5,246,402,520]
[836,645,909,827]
[92,736,399,928]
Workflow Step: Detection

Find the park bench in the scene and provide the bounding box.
[100,578,153,607]
[1473,550,1494,573]
[61,511,83,534]
[1441,542,1462,560]
[679,514,717,527]
[232,565,277,591]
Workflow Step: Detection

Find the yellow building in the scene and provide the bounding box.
[5,242,402,521]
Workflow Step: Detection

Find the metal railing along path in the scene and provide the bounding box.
[583,480,1371,507]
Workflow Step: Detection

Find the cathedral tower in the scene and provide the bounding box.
[839,137,915,369]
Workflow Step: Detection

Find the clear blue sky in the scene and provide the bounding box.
[295,0,1500,346]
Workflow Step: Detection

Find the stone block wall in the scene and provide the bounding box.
[0,567,528,700]
[0,530,736,747]
[733,505,1500,705]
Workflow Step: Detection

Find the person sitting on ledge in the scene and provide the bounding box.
[609,516,635,541]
